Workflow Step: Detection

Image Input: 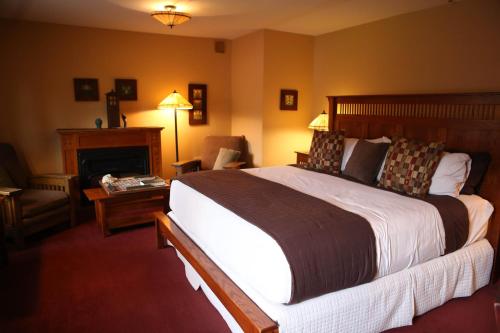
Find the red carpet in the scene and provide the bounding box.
[0,221,497,333]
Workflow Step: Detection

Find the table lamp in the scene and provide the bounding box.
[308,110,329,131]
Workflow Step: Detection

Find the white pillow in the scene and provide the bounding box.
[213,148,241,170]
[429,152,471,197]
[342,137,392,173]
[341,138,359,171]
[367,136,391,144]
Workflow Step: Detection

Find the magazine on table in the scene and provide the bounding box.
[100,174,168,195]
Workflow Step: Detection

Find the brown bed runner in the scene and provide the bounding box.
[176,169,377,304]
[422,195,469,254]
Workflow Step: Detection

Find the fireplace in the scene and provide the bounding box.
[78,146,150,189]
[57,127,163,205]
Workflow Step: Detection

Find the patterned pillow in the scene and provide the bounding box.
[306,130,345,175]
[378,138,444,197]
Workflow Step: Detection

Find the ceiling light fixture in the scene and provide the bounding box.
[151,5,191,28]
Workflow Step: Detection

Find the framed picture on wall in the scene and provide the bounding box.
[280,89,298,111]
[188,83,207,125]
[74,78,99,101]
[115,79,137,101]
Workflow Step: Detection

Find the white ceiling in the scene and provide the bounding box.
[0,0,455,39]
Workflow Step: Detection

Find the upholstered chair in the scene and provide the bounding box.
[0,143,78,248]
[171,136,249,176]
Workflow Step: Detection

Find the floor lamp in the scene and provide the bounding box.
[158,90,193,162]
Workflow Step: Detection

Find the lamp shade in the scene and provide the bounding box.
[308,111,329,131]
[158,90,193,110]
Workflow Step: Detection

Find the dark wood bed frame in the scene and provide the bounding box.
[156,92,500,333]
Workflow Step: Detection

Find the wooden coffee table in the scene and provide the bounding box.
[84,185,170,236]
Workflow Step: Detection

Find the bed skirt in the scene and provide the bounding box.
[168,239,492,333]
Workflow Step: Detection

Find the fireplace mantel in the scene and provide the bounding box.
[57,127,163,177]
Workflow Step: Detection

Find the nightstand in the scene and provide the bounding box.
[294,151,309,166]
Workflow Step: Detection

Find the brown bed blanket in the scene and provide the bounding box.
[175,169,469,303]
[176,169,377,304]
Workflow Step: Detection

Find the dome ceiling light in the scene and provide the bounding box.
[151,5,191,28]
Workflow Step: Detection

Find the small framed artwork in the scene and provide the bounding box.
[115,79,137,101]
[188,83,207,125]
[74,78,99,101]
[280,89,298,111]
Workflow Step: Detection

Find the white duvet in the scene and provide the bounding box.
[169,165,492,304]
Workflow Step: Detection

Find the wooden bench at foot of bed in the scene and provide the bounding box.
[155,212,279,333]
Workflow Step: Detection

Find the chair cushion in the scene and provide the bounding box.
[200,136,246,170]
[213,148,241,170]
[0,143,29,188]
[21,189,69,218]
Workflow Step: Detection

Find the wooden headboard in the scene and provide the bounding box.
[327,93,500,281]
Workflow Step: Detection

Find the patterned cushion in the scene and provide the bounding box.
[378,138,444,197]
[306,130,345,175]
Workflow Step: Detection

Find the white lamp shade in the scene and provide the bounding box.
[308,111,329,131]
[158,90,193,110]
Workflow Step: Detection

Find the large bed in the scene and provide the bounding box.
[156,93,500,333]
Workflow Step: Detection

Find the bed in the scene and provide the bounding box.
[155,92,500,333]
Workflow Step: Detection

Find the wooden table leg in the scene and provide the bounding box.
[95,200,110,237]
[156,217,166,249]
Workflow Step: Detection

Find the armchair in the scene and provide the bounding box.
[0,143,78,248]
[172,136,248,176]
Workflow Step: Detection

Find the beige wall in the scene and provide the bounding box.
[230,31,264,166]
[313,0,500,115]
[262,30,313,166]
[0,19,231,178]
[231,30,314,166]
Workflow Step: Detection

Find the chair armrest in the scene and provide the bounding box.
[171,159,201,176]
[171,159,201,168]
[29,174,79,226]
[0,187,23,237]
[29,174,77,195]
[0,187,23,197]
[31,173,75,180]
[223,161,246,170]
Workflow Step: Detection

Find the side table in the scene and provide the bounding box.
[84,186,170,236]
[294,151,309,167]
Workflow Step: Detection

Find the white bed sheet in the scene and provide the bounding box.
[169,166,492,304]
[171,237,492,333]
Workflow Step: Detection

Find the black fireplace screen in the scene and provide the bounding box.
[77,146,150,192]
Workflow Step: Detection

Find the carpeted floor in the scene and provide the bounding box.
[0,221,497,333]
